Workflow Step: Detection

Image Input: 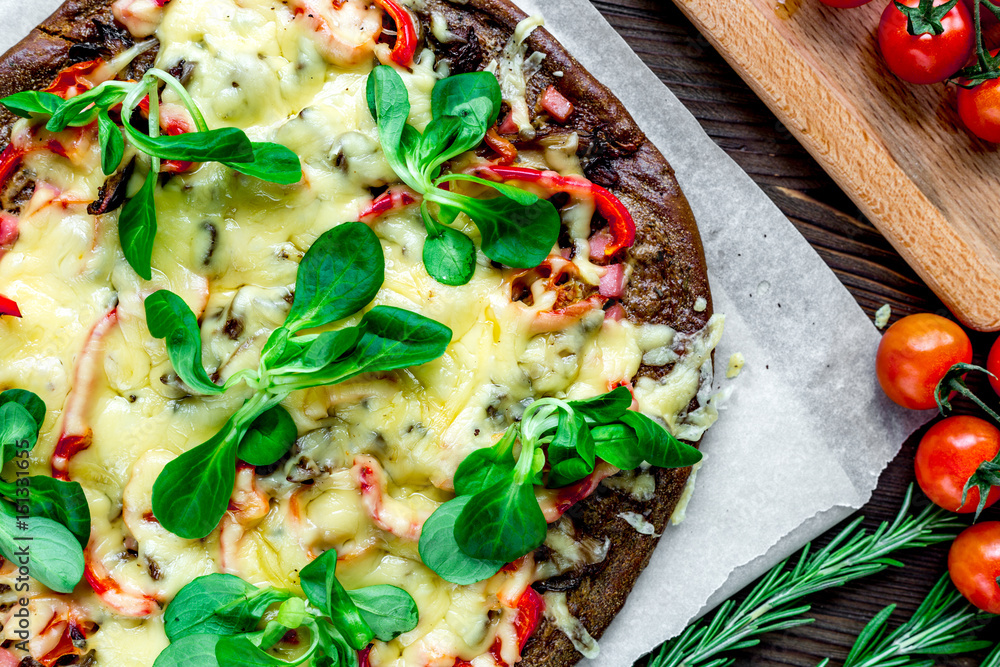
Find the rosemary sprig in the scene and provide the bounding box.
[984,640,1000,667]
[815,574,992,667]
[648,486,963,667]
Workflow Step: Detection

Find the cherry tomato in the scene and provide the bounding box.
[988,335,1000,398]
[819,0,874,7]
[915,416,1000,512]
[958,71,1000,143]
[878,0,975,84]
[948,521,1000,614]
[875,313,972,409]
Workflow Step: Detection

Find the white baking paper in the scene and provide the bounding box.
[0,1,932,665]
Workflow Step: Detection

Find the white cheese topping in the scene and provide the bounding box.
[0,1,723,664]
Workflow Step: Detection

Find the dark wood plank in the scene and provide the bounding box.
[586,1,1000,664]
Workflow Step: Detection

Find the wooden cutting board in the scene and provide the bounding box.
[669,0,1000,331]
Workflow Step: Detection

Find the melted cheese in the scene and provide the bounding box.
[0,1,723,665]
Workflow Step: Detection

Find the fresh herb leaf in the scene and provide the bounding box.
[98,110,125,176]
[567,386,633,424]
[0,388,45,430]
[366,65,560,283]
[223,142,302,185]
[418,496,504,584]
[621,411,702,468]
[152,422,246,540]
[18,476,90,546]
[347,585,419,642]
[215,634,312,667]
[0,90,63,118]
[351,306,453,375]
[547,410,595,488]
[299,550,373,650]
[145,290,223,395]
[422,226,476,286]
[0,402,38,461]
[591,422,643,470]
[152,633,223,667]
[164,573,291,641]
[432,191,559,269]
[46,84,129,131]
[284,223,384,333]
[238,405,296,467]
[366,66,420,191]
[0,501,84,593]
[453,433,517,497]
[150,224,450,539]
[430,72,502,138]
[119,169,158,280]
[122,124,255,163]
[301,328,362,369]
[456,480,547,562]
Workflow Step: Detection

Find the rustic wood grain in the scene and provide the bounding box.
[658,0,1000,332]
[588,1,1000,664]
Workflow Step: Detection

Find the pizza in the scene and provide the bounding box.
[0,1,722,666]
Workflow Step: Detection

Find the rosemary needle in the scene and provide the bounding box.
[648,486,963,667]
[816,573,992,667]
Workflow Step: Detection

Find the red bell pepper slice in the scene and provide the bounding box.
[358,186,418,222]
[44,59,104,99]
[0,143,25,190]
[540,85,574,123]
[0,295,21,318]
[512,586,544,651]
[375,0,418,67]
[472,165,636,257]
[484,128,518,165]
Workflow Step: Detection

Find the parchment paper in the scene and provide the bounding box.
[0,1,933,665]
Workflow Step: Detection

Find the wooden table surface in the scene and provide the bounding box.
[589,1,1000,665]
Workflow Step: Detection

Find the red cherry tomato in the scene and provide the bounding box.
[819,0,874,7]
[987,335,1000,398]
[915,416,1000,513]
[958,69,1000,143]
[878,0,975,84]
[948,521,1000,614]
[875,313,972,409]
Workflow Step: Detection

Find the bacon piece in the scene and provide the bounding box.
[353,455,430,541]
[540,86,574,123]
[51,308,119,480]
[498,114,519,135]
[0,649,17,667]
[598,263,625,298]
[588,231,612,261]
[604,303,625,322]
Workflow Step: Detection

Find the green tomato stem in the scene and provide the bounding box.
[946,376,1000,424]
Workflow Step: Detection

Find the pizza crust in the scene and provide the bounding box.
[0,1,714,665]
